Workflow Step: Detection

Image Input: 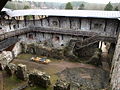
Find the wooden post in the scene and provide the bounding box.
[32,15,35,25]
[24,16,27,26]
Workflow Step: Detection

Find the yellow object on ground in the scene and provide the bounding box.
[31,57,51,64]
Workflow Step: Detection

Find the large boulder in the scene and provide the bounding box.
[15,64,28,80]
[28,69,51,88]
[0,51,13,70]
[54,80,70,90]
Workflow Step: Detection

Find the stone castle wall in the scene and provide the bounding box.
[111,33,120,90]
[0,42,22,70]
[0,17,119,37]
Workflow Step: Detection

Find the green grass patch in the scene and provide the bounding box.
[3,75,25,90]
[16,54,37,60]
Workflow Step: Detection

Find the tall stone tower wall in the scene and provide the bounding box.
[111,33,120,90]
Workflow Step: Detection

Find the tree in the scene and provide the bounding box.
[104,2,113,11]
[78,3,85,10]
[114,6,119,11]
[24,5,30,9]
[65,2,73,9]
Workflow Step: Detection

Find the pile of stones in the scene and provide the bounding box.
[28,69,51,88]
[5,63,28,81]
[5,63,17,76]
[4,63,71,90]
[15,64,28,80]
[54,80,70,90]
[0,51,13,70]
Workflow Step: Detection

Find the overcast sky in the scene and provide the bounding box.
[18,0,120,4]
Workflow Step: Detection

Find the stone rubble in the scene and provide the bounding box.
[5,63,17,76]
[0,51,13,70]
[15,64,28,81]
[54,80,70,90]
[28,69,51,88]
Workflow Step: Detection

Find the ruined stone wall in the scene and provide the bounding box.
[111,33,120,90]
[105,20,118,36]
[91,19,105,32]
[18,33,73,49]
[12,42,22,57]
[81,18,91,30]
[1,17,119,37]
[0,41,22,69]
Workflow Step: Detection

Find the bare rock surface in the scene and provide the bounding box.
[58,67,109,90]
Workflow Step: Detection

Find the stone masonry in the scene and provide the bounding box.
[111,33,120,90]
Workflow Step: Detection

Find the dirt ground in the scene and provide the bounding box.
[12,54,97,85]
[0,72,3,90]
[2,54,109,90]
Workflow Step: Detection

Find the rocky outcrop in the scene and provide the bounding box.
[28,69,51,88]
[54,80,70,90]
[58,67,109,90]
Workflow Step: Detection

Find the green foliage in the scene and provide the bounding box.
[24,5,30,9]
[104,2,113,11]
[65,2,73,9]
[78,3,85,10]
[5,1,30,10]
[114,6,119,11]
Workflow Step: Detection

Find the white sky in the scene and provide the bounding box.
[19,0,120,4]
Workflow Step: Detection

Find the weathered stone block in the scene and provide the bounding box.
[0,51,13,70]
[5,63,17,76]
[54,80,70,90]
[15,64,28,80]
[28,69,51,88]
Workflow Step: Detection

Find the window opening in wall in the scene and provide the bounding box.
[53,21,58,26]
[54,36,60,41]
[13,25,16,29]
[28,34,33,39]
[94,23,102,29]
